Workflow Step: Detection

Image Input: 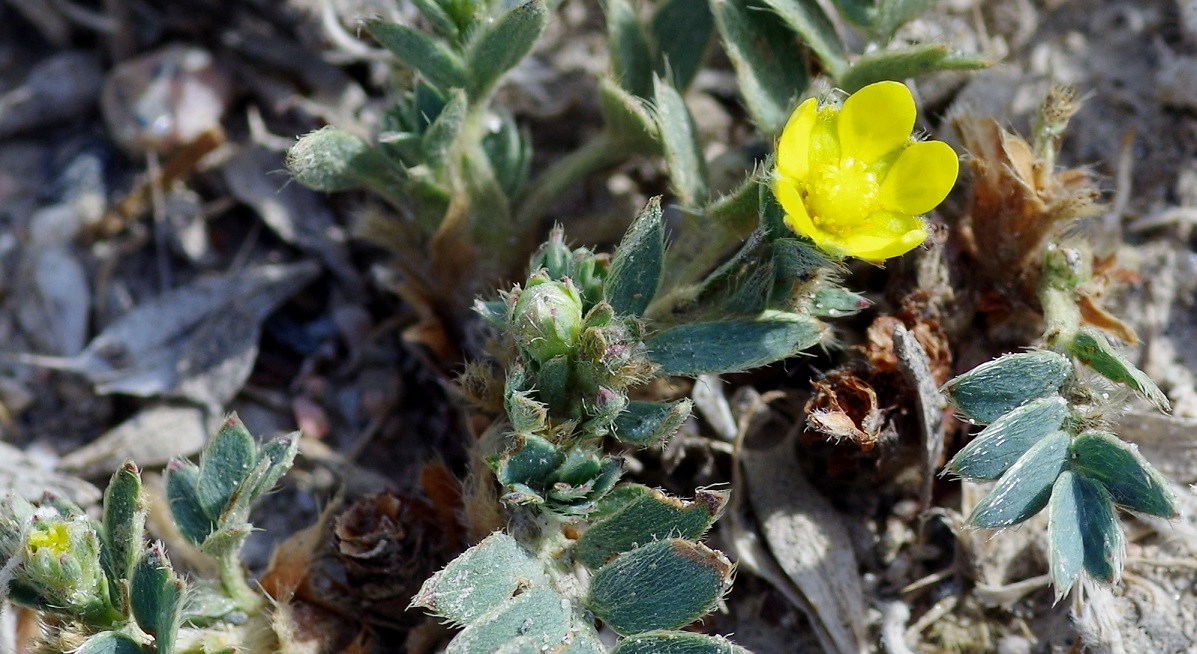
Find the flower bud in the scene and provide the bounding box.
[510,279,584,363]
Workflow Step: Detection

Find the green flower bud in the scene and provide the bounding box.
[510,278,584,363]
[528,225,573,280]
[583,387,629,436]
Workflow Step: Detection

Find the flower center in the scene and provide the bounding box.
[802,158,880,235]
[27,522,71,556]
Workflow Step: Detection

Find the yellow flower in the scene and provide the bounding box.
[27,521,71,556]
[774,81,959,261]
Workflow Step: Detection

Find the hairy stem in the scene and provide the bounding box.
[219,553,262,614]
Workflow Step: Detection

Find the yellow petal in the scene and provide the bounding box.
[838,81,915,164]
[775,177,813,234]
[822,211,927,261]
[878,140,959,215]
[777,98,817,180]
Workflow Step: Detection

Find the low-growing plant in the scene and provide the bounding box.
[943,88,1178,599]
[0,416,297,653]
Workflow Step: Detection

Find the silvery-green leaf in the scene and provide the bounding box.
[650,0,713,92]
[946,350,1072,425]
[196,414,257,520]
[130,544,182,654]
[808,287,869,318]
[840,44,989,93]
[246,431,300,500]
[1048,470,1124,597]
[647,314,825,376]
[587,539,732,635]
[704,169,762,237]
[612,631,751,654]
[466,0,549,100]
[76,632,145,654]
[1071,431,1177,518]
[606,197,665,316]
[446,587,574,654]
[758,0,847,79]
[288,127,404,196]
[969,430,1070,528]
[101,462,145,592]
[412,532,548,625]
[365,20,468,91]
[613,399,692,447]
[422,89,468,170]
[411,0,460,40]
[576,486,729,569]
[653,77,709,208]
[828,0,874,26]
[947,396,1069,480]
[599,77,660,150]
[164,463,212,546]
[607,0,653,98]
[495,434,562,488]
[1069,329,1170,413]
[712,0,809,136]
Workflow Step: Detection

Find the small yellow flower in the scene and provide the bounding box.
[27,521,71,556]
[774,81,959,261]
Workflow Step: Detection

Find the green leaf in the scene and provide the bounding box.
[496,433,563,488]
[483,109,532,198]
[366,20,469,91]
[466,0,549,100]
[286,127,406,201]
[606,197,665,316]
[164,463,213,546]
[363,19,466,90]
[946,350,1072,425]
[599,77,661,151]
[613,399,693,447]
[946,396,1069,481]
[840,44,990,93]
[102,461,146,589]
[587,539,732,635]
[607,0,653,98]
[704,170,762,238]
[246,431,299,501]
[576,486,728,569]
[807,287,869,318]
[758,0,847,79]
[613,631,751,654]
[76,632,147,654]
[1069,329,1170,413]
[422,89,468,169]
[1048,470,1124,596]
[446,587,577,654]
[647,314,825,376]
[969,431,1070,529]
[1070,431,1177,518]
[653,77,709,208]
[712,0,809,136]
[828,0,874,27]
[413,532,549,625]
[412,0,461,40]
[650,0,714,92]
[196,414,257,520]
[130,545,183,654]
